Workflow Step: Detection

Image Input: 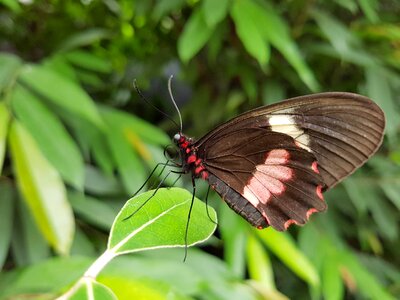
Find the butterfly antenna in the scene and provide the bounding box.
[168,75,183,133]
[133,79,180,131]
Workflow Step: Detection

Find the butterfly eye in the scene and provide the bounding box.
[173,133,181,144]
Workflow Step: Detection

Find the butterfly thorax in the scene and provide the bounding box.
[173,133,209,180]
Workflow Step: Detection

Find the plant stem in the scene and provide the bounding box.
[84,249,116,279]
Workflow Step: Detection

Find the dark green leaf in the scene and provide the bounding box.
[11,84,85,190]
[0,180,14,269]
[230,0,270,67]
[202,0,229,27]
[0,52,21,92]
[18,64,104,129]
[9,120,75,255]
[178,9,215,63]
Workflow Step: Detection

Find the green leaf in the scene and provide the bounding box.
[67,278,117,300]
[246,234,275,289]
[365,67,399,145]
[11,84,85,190]
[202,0,229,27]
[0,180,14,269]
[84,165,124,196]
[230,0,270,67]
[9,120,75,255]
[64,50,113,73]
[55,28,112,53]
[152,0,186,21]
[219,204,247,278]
[178,8,215,63]
[69,191,117,231]
[0,0,21,12]
[0,101,10,173]
[0,52,22,92]
[109,188,217,253]
[257,228,320,287]
[18,64,104,129]
[322,255,344,300]
[358,0,379,23]
[100,106,170,146]
[11,194,50,266]
[341,252,396,300]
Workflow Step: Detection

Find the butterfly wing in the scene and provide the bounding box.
[195,92,385,230]
[197,92,385,190]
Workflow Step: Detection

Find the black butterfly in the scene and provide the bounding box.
[173,92,385,231]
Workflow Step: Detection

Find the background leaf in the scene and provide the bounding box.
[9,120,75,255]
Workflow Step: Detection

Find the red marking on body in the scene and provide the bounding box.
[316,185,324,200]
[265,149,290,165]
[201,171,208,180]
[306,208,318,219]
[195,165,205,174]
[187,155,196,164]
[311,161,319,174]
[284,219,298,230]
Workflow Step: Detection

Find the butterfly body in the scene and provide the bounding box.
[174,92,385,231]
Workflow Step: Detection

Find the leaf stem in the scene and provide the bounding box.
[84,249,116,279]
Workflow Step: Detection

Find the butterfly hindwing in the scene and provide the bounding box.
[200,129,326,230]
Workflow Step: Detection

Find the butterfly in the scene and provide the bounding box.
[173,92,385,231]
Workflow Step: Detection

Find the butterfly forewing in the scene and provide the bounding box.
[193,92,385,230]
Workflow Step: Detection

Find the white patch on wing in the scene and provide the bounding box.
[268,114,311,152]
[241,149,293,209]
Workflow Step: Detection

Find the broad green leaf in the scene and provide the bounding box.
[69,191,117,231]
[0,52,21,92]
[230,0,270,67]
[219,204,247,278]
[11,195,50,267]
[18,64,104,128]
[84,165,123,196]
[0,180,14,269]
[259,4,319,91]
[322,255,344,300]
[104,121,146,195]
[202,0,229,27]
[152,0,186,21]
[341,252,396,300]
[99,275,190,300]
[64,50,112,73]
[257,229,320,287]
[311,10,377,67]
[65,278,117,300]
[178,8,215,63]
[109,188,217,253]
[246,234,275,289]
[9,120,75,255]
[232,0,319,91]
[0,101,10,173]
[100,106,170,146]
[365,67,399,145]
[0,0,21,12]
[55,29,112,52]
[358,0,379,23]
[0,257,92,299]
[11,84,85,190]
[43,55,78,82]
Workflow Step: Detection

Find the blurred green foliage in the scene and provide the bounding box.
[0,0,399,299]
